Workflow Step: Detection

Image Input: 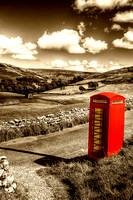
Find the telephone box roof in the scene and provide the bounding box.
[91,92,125,100]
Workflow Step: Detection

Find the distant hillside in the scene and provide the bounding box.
[0,63,98,80]
[0,62,99,95]
[0,63,133,95]
[99,66,133,84]
[0,63,43,80]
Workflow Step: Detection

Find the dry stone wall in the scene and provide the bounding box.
[0,156,16,193]
[125,98,133,110]
[0,107,89,129]
[0,98,133,142]
[0,107,89,142]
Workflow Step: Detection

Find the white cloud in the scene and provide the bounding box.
[69,60,81,66]
[73,0,132,11]
[38,28,108,55]
[82,60,88,65]
[25,42,37,50]
[86,61,108,72]
[112,28,133,49]
[51,60,68,68]
[112,10,133,23]
[0,35,37,60]
[96,67,107,72]
[0,49,4,54]
[77,22,86,37]
[109,61,123,70]
[38,29,85,54]
[11,54,36,60]
[82,37,108,54]
[88,60,98,68]
[104,27,109,33]
[50,59,85,71]
[111,24,123,31]
[109,65,122,70]
[113,38,133,49]
[68,60,85,71]
[124,29,133,42]
[49,59,124,72]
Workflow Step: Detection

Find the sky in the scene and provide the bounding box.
[0,0,133,72]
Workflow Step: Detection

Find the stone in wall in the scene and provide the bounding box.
[0,156,16,193]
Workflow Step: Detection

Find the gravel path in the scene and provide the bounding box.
[10,165,54,200]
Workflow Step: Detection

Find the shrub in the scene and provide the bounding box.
[48,124,60,133]
[73,115,89,126]
[0,129,7,142]
[29,123,41,135]
[22,125,33,137]
[39,121,49,135]
[59,120,74,129]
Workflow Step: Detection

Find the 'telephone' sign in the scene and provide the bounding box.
[93,99,107,104]
[112,100,123,104]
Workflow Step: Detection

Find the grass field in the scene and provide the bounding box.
[0,82,133,123]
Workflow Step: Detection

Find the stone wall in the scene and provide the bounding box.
[0,156,16,193]
[125,98,133,110]
[0,98,133,142]
[0,107,89,133]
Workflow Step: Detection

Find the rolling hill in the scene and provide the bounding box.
[0,62,97,81]
[0,62,133,82]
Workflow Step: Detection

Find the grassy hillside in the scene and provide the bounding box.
[0,63,39,80]
[98,66,133,84]
[0,62,97,80]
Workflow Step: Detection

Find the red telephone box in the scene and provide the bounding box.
[88,92,125,160]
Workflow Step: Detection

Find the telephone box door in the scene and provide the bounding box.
[90,107,108,158]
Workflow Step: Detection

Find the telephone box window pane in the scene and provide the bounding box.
[91,108,104,154]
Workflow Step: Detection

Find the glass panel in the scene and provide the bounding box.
[91,108,104,155]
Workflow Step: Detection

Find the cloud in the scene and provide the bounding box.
[111,24,123,31]
[112,28,133,49]
[25,42,37,50]
[73,0,132,12]
[82,60,88,65]
[77,22,86,37]
[38,27,108,55]
[86,60,108,72]
[11,54,36,60]
[69,60,81,66]
[112,10,133,23]
[0,35,37,60]
[109,61,124,70]
[77,22,107,54]
[88,60,98,68]
[68,60,85,71]
[51,60,68,68]
[38,29,85,54]
[50,59,85,71]
[104,27,110,33]
[124,29,133,41]
[81,37,108,54]
[49,59,124,72]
